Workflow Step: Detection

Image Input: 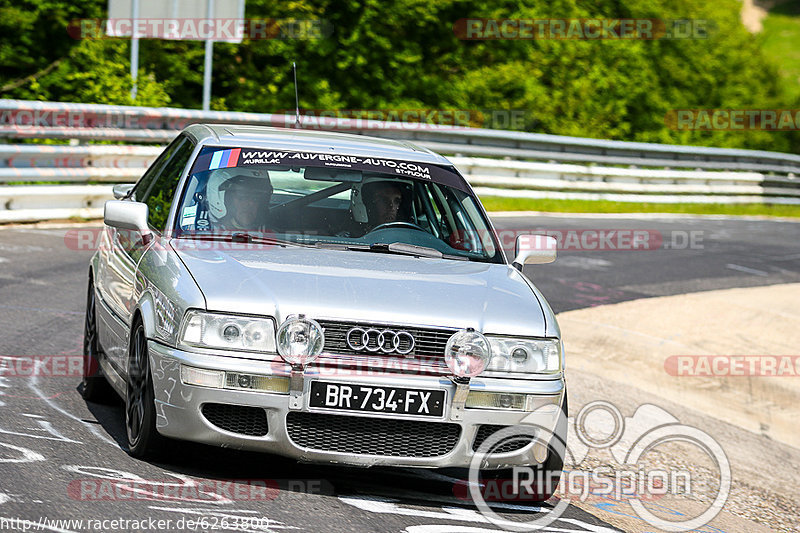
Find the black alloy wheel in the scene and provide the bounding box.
[125,320,164,458]
[81,278,112,402]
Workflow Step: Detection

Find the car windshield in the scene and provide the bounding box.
[173,146,503,263]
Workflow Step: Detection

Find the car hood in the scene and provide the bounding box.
[172,242,551,337]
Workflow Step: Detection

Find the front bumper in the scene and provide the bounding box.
[148,341,566,469]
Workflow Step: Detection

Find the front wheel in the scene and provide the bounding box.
[478,392,568,503]
[125,320,164,458]
[530,392,568,501]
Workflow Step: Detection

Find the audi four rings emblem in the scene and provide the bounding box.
[346,327,415,355]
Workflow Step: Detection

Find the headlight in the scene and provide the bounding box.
[276,315,325,366]
[445,329,491,377]
[178,310,276,354]
[486,337,562,374]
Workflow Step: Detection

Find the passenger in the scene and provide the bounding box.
[216,174,273,231]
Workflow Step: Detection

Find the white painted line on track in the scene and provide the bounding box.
[726,263,769,276]
[0,442,45,463]
[0,220,101,230]
[0,243,47,253]
[12,228,71,237]
[29,361,117,447]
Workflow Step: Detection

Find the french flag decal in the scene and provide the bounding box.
[209,148,241,170]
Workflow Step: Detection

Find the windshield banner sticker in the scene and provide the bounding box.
[194,148,468,190]
[239,150,438,180]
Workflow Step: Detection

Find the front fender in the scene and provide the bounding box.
[133,236,206,346]
[136,292,158,342]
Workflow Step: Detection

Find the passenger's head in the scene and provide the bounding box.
[220,174,273,229]
[362,181,404,226]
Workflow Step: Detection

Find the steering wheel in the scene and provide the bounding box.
[367,221,428,234]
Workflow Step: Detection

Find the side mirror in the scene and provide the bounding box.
[112,184,134,199]
[104,200,151,243]
[512,235,557,271]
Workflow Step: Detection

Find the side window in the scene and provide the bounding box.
[131,136,184,203]
[420,184,450,238]
[139,137,195,231]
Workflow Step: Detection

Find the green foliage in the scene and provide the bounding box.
[18,39,171,106]
[0,0,168,105]
[146,188,172,231]
[1,0,799,152]
[761,1,800,101]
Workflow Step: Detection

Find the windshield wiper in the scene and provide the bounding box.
[175,232,306,248]
[312,242,371,252]
[369,242,467,261]
[310,240,441,257]
[307,240,469,260]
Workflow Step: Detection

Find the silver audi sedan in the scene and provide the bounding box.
[84,124,566,499]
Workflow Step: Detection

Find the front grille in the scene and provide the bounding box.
[473,425,534,453]
[201,403,269,437]
[316,320,455,359]
[286,412,461,458]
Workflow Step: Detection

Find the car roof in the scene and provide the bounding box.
[184,124,453,166]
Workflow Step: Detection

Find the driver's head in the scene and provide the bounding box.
[363,181,404,226]
[220,174,273,230]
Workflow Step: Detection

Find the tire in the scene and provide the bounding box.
[81,278,113,402]
[478,391,568,503]
[125,319,165,458]
[531,391,568,501]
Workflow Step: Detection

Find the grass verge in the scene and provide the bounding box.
[479,196,800,218]
[761,1,800,101]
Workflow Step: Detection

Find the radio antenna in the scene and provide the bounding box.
[292,61,301,128]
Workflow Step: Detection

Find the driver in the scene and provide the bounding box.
[362,181,405,229]
[216,174,273,231]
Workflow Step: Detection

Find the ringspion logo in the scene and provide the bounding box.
[466,401,730,531]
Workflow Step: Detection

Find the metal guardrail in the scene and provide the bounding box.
[3,99,800,174]
[0,145,160,168]
[1,99,800,222]
[0,185,108,223]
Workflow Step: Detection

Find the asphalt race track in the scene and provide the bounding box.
[494,214,800,312]
[0,213,798,533]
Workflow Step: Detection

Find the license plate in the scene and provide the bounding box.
[309,381,446,417]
